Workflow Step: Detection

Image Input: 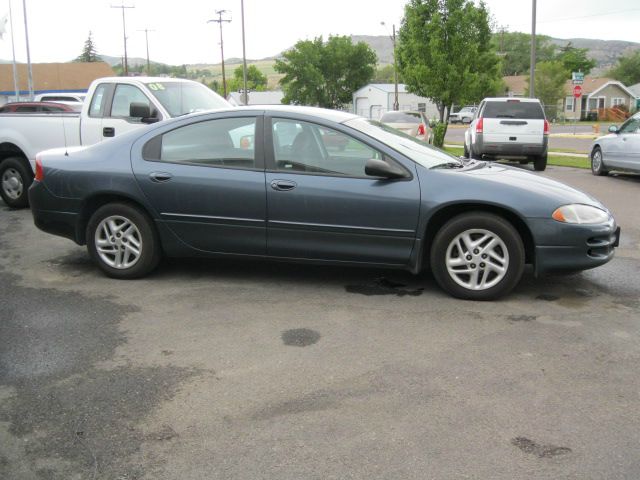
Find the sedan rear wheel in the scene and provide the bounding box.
[430,212,525,300]
[87,203,160,279]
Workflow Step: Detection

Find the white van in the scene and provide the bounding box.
[464,97,549,171]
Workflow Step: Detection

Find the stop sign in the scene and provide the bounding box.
[573,85,583,98]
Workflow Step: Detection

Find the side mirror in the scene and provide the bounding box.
[365,158,407,179]
[130,102,160,124]
[608,125,619,134]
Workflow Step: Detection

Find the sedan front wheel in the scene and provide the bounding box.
[430,212,525,300]
[87,203,160,279]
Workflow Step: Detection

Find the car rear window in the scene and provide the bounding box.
[482,101,545,120]
[380,112,421,123]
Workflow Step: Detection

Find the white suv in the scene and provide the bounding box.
[464,97,549,171]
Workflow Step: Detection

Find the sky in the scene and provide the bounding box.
[0,0,639,66]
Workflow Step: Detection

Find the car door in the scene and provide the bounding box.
[80,82,112,145]
[617,115,640,171]
[603,116,640,168]
[131,113,266,255]
[265,116,420,265]
[102,83,163,140]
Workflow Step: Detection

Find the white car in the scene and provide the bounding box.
[449,106,476,124]
[464,97,549,171]
[590,112,640,176]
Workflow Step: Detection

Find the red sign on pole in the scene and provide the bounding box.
[573,85,583,98]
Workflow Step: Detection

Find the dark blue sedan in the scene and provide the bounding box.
[29,106,619,299]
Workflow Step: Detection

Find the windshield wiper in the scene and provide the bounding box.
[431,161,464,170]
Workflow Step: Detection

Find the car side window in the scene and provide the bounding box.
[110,84,151,119]
[151,117,256,169]
[16,106,38,112]
[89,84,109,118]
[271,119,388,178]
[619,117,640,134]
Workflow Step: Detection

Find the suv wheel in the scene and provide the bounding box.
[430,212,525,300]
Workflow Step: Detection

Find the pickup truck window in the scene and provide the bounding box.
[89,84,110,118]
[145,81,228,117]
[111,84,151,119]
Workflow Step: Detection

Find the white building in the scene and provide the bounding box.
[352,83,439,120]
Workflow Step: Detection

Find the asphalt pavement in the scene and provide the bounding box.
[1,167,639,479]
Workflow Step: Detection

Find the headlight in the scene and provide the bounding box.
[552,204,610,224]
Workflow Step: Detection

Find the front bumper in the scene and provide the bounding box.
[529,217,619,275]
[29,181,81,244]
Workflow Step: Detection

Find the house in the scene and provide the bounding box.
[629,82,640,110]
[352,83,439,120]
[0,62,114,104]
[227,90,284,106]
[503,75,636,121]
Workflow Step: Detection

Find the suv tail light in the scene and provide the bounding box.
[543,119,550,135]
[475,117,484,134]
[35,156,44,181]
[418,123,426,136]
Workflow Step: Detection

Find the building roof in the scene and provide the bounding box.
[502,76,528,96]
[228,90,284,106]
[503,75,628,97]
[0,62,114,94]
[586,80,636,99]
[630,83,640,97]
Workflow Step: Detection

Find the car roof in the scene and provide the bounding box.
[482,97,542,103]
[183,105,361,124]
[1,101,74,108]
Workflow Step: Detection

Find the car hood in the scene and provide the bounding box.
[593,133,617,143]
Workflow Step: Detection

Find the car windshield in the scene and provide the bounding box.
[380,111,422,123]
[346,118,463,169]
[144,81,229,117]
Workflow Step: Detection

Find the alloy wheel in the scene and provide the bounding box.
[94,215,143,269]
[1,168,23,200]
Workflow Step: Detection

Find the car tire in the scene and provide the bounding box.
[533,154,547,171]
[430,212,525,300]
[470,146,482,160]
[86,202,161,279]
[591,147,608,176]
[463,144,470,159]
[0,157,32,209]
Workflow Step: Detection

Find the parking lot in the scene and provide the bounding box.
[1,166,639,479]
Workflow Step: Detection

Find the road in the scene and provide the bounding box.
[445,124,604,153]
[1,167,639,479]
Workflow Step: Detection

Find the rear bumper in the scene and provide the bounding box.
[28,181,81,244]
[474,134,548,157]
[530,217,619,275]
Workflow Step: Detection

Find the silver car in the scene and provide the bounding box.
[591,112,640,176]
[379,111,432,144]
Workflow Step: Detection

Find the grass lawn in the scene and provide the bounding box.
[442,146,590,169]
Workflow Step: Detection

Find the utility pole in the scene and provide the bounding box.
[529,0,537,98]
[22,0,33,100]
[111,3,135,76]
[381,21,399,111]
[138,28,155,75]
[208,10,231,98]
[9,0,20,101]
[240,0,248,105]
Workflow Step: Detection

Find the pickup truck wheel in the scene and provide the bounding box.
[86,203,160,279]
[430,212,525,300]
[0,157,32,209]
[533,154,547,171]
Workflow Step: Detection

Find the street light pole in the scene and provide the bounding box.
[22,0,33,100]
[240,0,248,105]
[111,4,135,76]
[381,21,399,111]
[208,10,231,98]
[529,0,537,98]
[138,28,155,75]
[9,0,20,101]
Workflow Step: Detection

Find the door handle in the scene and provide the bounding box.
[149,172,173,183]
[103,127,115,137]
[270,180,297,191]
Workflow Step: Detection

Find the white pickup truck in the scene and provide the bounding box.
[0,76,230,207]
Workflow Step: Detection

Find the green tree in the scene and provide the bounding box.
[525,61,568,120]
[556,42,596,75]
[397,0,502,131]
[275,35,377,109]
[493,31,556,76]
[372,64,403,84]
[228,65,268,93]
[75,31,100,62]
[608,50,640,87]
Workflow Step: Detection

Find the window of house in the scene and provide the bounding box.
[417,103,426,113]
[565,96,574,111]
[611,97,625,107]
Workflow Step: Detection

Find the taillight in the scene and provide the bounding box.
[543,119,550,135]
[35,156,44,181]
[418,123,425,136]
[475,117,484,134]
